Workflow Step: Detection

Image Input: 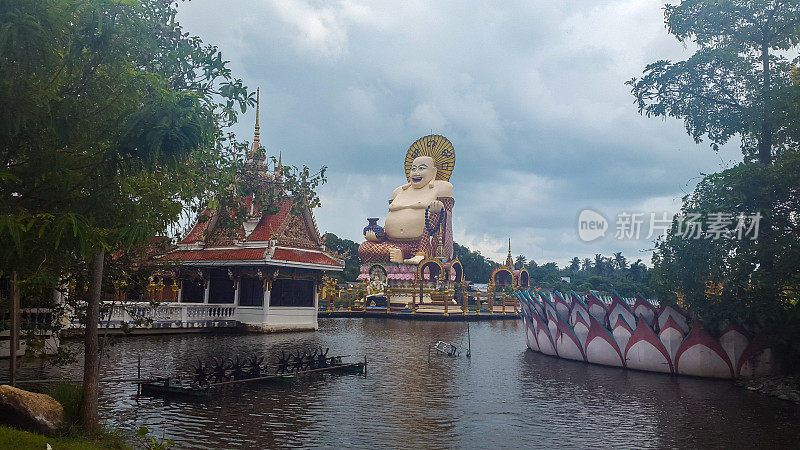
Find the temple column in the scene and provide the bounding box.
[177,279,187,323]
[314,282,320,329]
[262,279,271,325]
[203,276,210,304]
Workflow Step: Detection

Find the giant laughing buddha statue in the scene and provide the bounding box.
[358,135,455,265]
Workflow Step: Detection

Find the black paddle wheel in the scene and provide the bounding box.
[276,351,291,375]
[230,357,248,380]
[191,358,211,386]
[246,355,265,378]
[210,356,231,383]
[316,348,330,368]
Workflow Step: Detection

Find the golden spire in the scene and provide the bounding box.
[505,238,514,267]
[248,88,262,164]
[275,151,283,180]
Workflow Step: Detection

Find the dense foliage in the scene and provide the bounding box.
[454,242,500,284]
[633,1,800,371]
[524,254,651,297]
[628,0,800,164]
[651,152,800,368]
[323,233,360,282]
[1,0,241,428]
[0,0,324,428]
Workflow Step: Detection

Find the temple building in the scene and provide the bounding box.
[157,90,344,331]
[488,239,530,295]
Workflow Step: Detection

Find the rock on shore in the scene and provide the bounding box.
[0,385,65,435]
[735,376,800,403]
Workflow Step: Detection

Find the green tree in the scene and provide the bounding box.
[568,257,581,272]
[592,254,605,275]
[613,252,628,270]
[453,242,499,283]
[629,259,646,282]
[532,262,560,285]
[628,0,800,164]
[651,151,800,369]
[323,233,360,282]
[0,0,285,429]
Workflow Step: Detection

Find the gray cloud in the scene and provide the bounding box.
[177,0,742,267]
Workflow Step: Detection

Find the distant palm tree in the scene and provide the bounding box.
[581,258,592,272]
[568,257,581,272]
[593,253,605,274]
[515,255,527,270]
[629,259,645,281]
[613,252,628,270]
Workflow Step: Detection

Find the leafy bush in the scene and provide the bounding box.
[651,151,800,371]
[138,426,174,450]
[45,381,83,426]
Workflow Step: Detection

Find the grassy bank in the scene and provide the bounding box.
[0,381,130,449]
[0,425,129,450]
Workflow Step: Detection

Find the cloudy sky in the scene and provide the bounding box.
[176,0,742,267]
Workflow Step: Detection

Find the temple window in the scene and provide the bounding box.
[270,279,315,307]
[125,280,145,302]
[181,278,204,303]
[239,276,264,306]
[208,269,235,304]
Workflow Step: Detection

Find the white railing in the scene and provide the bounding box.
[98,301,237,328]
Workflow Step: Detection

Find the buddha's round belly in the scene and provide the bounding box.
[384,209,425,240]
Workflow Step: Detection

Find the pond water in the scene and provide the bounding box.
[7,318,800,448]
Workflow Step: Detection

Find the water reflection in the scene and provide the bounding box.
[4,318,799,448]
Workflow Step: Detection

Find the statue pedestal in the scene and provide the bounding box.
[358,259,463,310]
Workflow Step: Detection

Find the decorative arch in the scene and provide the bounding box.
[417,258,444,282]
[489,267,514,288]
[449,259,464,283]
[518,268,530,287]
[368,264,387,281]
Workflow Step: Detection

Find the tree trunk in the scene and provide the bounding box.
[757,41,774,280]
[759,41,772,165]
[81,247,105,430]
[10,271,20,386]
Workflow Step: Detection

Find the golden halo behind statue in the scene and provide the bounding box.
[404,135,456,182]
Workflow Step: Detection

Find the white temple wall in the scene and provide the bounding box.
[264,307,318,331]
[236,283,318,332]
[235,306,268,325]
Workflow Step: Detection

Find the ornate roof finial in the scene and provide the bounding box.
[249,88,262,162]
[275,151,283,180]
[505,238,514,267]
